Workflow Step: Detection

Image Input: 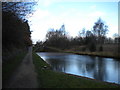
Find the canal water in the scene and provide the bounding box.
[37,52,120,84]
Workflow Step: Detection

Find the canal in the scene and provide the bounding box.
[37,52,120,84]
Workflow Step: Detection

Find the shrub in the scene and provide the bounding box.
[99,45,103,52]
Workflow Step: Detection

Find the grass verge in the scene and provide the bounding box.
[33,52,120,88]
[35,46,120,59]
[65,51,120,59]
[3,51,27,86]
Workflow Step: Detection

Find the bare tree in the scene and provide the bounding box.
[92,18,109,51]
[79,28,86,37]
[2,1,37,20]
[93,18,108,38]
[93,18,108,45]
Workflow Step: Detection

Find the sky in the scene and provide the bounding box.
[27,0,118,44]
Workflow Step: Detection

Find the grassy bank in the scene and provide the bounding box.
[65,51,120,59]
[34,46,62,52]
[3,51,27,86]
[35,46,120,59]
[33,53,119,88]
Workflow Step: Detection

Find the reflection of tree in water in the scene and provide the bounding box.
[78,56,107,81]
[76,56,96,75]
[113,60,120,84]
[44,54,120,83]
[118,62,120,84]
[86,57,98,78]
[113,61,120,84]
[93,57,106,81]
[46,58,67,72]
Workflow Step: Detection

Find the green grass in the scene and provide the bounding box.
[3,51,27,86]
[33,53,120,88]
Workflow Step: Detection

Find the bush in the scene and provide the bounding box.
[99,45,103,52]
[2,11,32,50]
[89,42,96,52]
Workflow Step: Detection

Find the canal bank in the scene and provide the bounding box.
[34,46,120,59]
[65,51,120,60]
[33,52,120,88]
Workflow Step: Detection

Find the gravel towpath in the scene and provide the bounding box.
[5,47,38,88]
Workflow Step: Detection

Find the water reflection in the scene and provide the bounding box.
[37,52,120,84]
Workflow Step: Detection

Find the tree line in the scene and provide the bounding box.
[2,2,36,62]
[35,18,120,52]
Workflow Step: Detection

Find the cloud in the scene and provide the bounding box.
[37,0,58,7]
[29,7,98,43]
[28,8,52,43]
[28,2,117,43]
[1,0,119,2]
[107,25,118,37]
[90,5,96,9]
[31,9,50,20]
[89,11,105,17]
[30,9,105,43]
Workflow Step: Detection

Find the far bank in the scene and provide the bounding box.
[34,46,120,60]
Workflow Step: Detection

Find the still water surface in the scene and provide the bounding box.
[37,52,120,84]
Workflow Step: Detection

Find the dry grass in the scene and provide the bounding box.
[65,44,120,59]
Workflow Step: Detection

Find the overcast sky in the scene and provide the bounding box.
[28,0,118,44]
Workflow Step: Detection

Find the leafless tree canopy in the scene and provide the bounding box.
[2,2,37,20]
